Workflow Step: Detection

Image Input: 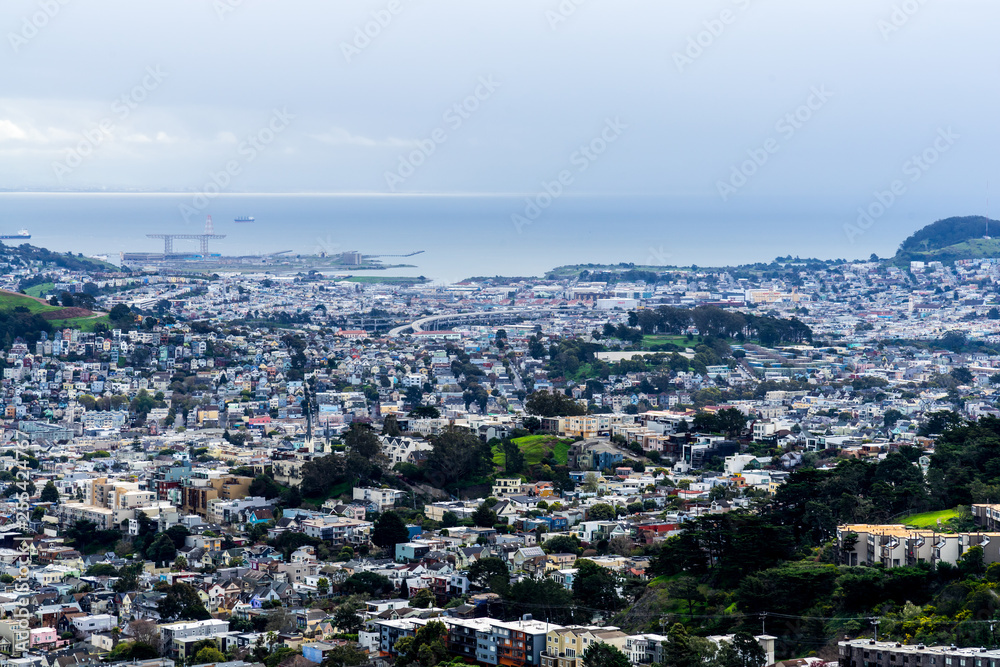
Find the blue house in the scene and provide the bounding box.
[302,642,338,664]
[593,449,623,471]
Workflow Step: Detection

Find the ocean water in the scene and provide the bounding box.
[0,192,971,283]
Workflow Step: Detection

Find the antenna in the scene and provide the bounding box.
[205,215,214,235]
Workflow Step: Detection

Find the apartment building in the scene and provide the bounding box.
[839,638,1000,667]
[837,524,1000,568]
[624,634,668,666]
[372,617,560,667]
[180,473,252,519]
[542,626,629,667]
[492,478,522,498]
[299,515,372,546]
[972,504,1000,531]
[353,487,407,511]
[158,619,230,658]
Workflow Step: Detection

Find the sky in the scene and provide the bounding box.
[0,1,997,273]
[0,1,994,196]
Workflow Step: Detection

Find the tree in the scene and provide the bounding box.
[127,619,159,647]
[108,303,132,324]
[373,511,410,551]
[343,571,393,597]
[147,532,177,565]
[951,367,974,385]
[382,414,402,437]
[472,502,498,528]
[467,557,509,590]
[503,439,525,474]
[424,428,494,488]
[320,644,370,667]
[503,577,575,624]
[39,480,59,503]
[541,534,582,556]
[316,577,329,596]
[108,641,159,662]
[410,587,435,608]
[249,474,282,500]
[573,559,623,612]
[157,582,210,621]
[883,409,905,430]
[663,623,716,667]
[410,405,440,419]
[581,643,631,667]
[587,503,615,521]
[525,390,587,417]
[193,646,226,664]
[715,408,747,439]
[394,620,449,667]
[715,633,767,667]
[333,602,363,633]
[668,576,704,619]
[441,511,459,528]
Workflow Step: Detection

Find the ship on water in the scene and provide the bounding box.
[234,216,255,223]
[0,229,30,240]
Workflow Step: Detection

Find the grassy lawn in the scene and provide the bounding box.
[24,282,54,298]
[642,334,693,349]
[49,315,110,331]
[0,290,65,315]
[901,509,959,528]
[0,291,105,330]
[493,435,572,469]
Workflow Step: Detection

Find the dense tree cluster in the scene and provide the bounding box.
[629,305,812,346]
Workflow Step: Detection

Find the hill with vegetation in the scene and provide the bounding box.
[895,216,1000,264]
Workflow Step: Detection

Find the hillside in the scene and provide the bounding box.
[0,290,105,330]
[895,215,1000,264]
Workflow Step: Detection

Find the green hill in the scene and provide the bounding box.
[895,215,1000,264]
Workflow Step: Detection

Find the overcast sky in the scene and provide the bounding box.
[0,0,996,202]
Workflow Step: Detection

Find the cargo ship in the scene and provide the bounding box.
[0,229,30,240]
[234,216,255,223]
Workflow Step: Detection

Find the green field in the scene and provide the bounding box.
[901,509,959,528]
[0,291,103,328]
[0,291,67,315]
[48,315,110,332]
[24,282,55,298]
[641,335,693,349]
[492,435,571,469]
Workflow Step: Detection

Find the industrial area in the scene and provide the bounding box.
[119,215,424,272]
